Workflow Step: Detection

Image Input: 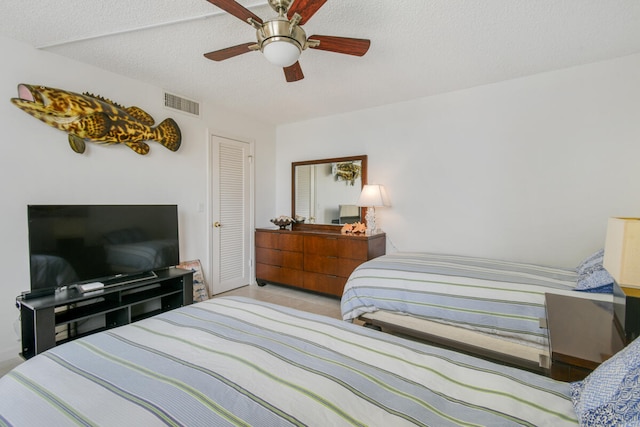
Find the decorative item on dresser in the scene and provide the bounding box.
[270,215,295,230]
[255,228,385,296]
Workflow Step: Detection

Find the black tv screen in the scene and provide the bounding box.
[27,205,179,292]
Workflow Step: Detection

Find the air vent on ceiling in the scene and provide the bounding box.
[164,92,200,117]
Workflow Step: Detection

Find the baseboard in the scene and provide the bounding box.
[0,345,21,364]
[0,357,22,377]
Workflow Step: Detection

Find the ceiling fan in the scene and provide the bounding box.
[203,0,371,82]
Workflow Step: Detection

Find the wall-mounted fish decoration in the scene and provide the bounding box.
[10,84,181,155]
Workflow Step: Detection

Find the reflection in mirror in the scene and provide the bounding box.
[292,155,367,227]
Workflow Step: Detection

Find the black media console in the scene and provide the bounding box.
[16,267,194,359]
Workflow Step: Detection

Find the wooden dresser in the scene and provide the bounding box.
[255,228,386,296]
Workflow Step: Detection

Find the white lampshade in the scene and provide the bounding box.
[356,184,391,208]
[604,217,640,288]
[262,39,301,67]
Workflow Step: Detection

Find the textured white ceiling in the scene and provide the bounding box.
[1,1,639,125]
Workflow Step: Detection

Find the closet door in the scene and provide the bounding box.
[210,134,253,295]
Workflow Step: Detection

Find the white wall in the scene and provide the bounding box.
[0,36,276,362]
[276,53,640,268]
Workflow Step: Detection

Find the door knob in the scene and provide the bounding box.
[213,221,221,228]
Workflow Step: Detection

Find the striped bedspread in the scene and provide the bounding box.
[0,296,577,426]
[341,252,604,349]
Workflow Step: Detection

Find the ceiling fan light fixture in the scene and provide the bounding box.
[262,37,301,67]
[256,18,307,68]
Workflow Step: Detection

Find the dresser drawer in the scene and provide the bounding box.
[338,239,371,260]
[256,263,303,287]
[304,254,338,275]
[256,231,303,252]
[337,258,366,278]
[304,235,339,256]
[256,247,303,269]
[304,254,364,278]
[304,272,346,296]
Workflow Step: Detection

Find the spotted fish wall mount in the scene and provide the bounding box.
[10,84,181,155]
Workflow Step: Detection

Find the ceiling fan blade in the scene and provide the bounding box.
[287,0,327,25]
[308,35,371,56]
[206,0,263,24]
[284,62,304,82]
[204,42,255,61]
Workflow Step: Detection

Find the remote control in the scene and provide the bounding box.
[78,282,104,292]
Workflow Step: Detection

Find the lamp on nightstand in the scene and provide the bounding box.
[356,184,390,235]
[603,217,640,342]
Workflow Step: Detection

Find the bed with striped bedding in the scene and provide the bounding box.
[0,296,578,426]
[341,252,611,357]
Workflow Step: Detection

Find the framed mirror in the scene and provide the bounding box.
[292,155,367,229]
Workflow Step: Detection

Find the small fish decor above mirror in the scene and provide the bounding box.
[332,161,361,185]
[10,84,181,155]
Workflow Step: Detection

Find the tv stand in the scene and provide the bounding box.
[16,267,193,359]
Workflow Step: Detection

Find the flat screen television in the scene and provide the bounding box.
[27,205,179,294]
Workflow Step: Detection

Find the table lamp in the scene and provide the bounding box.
[356,184,390,235]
